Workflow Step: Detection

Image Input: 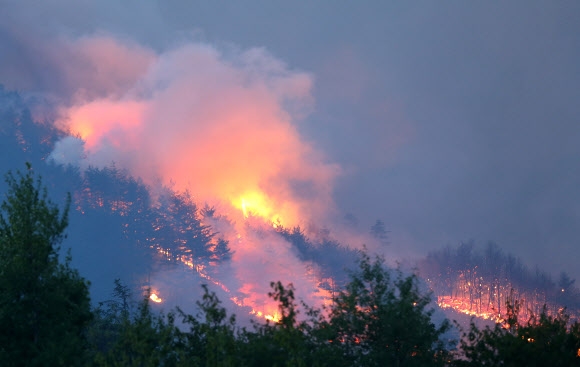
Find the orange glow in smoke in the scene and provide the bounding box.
[58,96,330,228]
[153,244,292,323]
[61,100,145,151]
[54,38,338,323]
[54,41,337,230]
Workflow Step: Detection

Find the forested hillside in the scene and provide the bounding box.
[0,162,579,365]
[420,242,580,323]
[2,86,580,365]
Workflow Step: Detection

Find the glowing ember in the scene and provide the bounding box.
[150,293,162,303]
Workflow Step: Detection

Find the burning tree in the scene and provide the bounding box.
[420,242,580,323]
[454,299,580,367]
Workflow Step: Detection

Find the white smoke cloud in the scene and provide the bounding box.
[48,136,85,167]
[5,18,340,316]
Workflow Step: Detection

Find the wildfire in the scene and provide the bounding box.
[436,292,579,326]
[53,39,336,233]
[264,313,281,323]
[60,99,145,151]
[71,119,93,142]
[153,243,288,323]
[231,296,281,323]
[235,191,284,225]
[437,296,504,323]
[150,293,162,303]
[50,36,341,324]
[248,303,281,323]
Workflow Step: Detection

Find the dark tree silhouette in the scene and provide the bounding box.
[0,164,92,366]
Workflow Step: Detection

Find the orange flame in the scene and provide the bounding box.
[150,293,162,303]
[234,191,289,225]
[54,40,338,230]
[53,37,339,323]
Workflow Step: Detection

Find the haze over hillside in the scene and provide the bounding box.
[1,1,579,324]
[1,86,579,327]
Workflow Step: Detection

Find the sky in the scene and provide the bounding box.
[1,0,580,283]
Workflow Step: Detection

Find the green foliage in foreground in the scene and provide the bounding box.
[88,254,451,367]
[0,163,92,366]
[2,164,580,366]
[453,299,580,367]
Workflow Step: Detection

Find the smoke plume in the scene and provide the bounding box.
[48,35,338,226]
[1,10,341,315]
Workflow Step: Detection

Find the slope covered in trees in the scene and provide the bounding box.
[0,87,233,299]
[2,86,580,365]
[4,85,577,320]
[1,163,580,366]
[0,163,451,366]
[420,241,580,323]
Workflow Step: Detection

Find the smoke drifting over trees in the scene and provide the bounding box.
[0,86,352,315]
[420,242,580,323]
[1,163,579,366]
[2,6,580,364]
[2,80,580,365]
[2,81,580,322]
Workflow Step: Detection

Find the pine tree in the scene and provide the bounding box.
[0,163,92,366]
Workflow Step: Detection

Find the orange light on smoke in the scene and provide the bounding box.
[71,119,94,141]
[62,99,145,151]
[54,39,340,326]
